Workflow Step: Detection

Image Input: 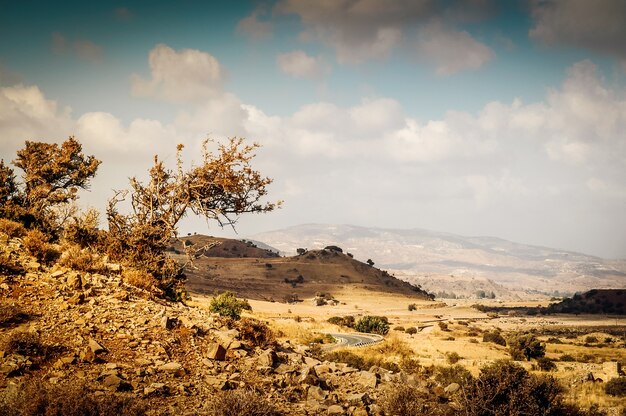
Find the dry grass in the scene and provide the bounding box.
[22,229,59,264]
[200,389,282,416]
[57,244,106,273]
[0,302,30,327]
[122,268,158,291]
[0,380,145,416]
[564,381,626,414]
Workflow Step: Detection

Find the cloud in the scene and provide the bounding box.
[277,50,330,80]
[529,0,626,69]
[131,44,226,103]
[51,32,103,63]
[236,10,272,39]
[273,0,495,71]
[415,21,494,75]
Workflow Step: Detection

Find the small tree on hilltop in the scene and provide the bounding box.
[106,138,280,299]
[209,291,252,320]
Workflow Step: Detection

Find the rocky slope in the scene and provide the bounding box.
[0,233,455,415]
[252,224,626,297]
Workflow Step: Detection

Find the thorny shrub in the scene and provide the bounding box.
[605,377,626,397]
[57,245,106,273]
[22,229,59,264]
[121,268,158,292]
[0,218,26,238]
[482,331,507,346]
[0,380,146,416]
[508,334,545,361]
[434,364,473,387]
[236,318,275,348]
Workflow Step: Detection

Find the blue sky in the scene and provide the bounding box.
[1,0,626,258]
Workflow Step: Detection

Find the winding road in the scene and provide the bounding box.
[325,332,384,348]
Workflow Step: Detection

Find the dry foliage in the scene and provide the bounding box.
[378,383,454,416]
[0,380,145,416]
[236,318,275,348]
[122,268,158,292]
[0,218,26,238]
[1,137,100,235]
[0,251,24,278]
[57,245,105,273]
[201,389,282,416]
[62,208,102,248]
[23,229,59,264]
[106,138,279,299]
[0,302,30,328]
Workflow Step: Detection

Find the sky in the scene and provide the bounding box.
[1,0,626,259]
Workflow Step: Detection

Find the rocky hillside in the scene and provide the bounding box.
[169,235,280,259]
[0,232,446,415]
[176,244,434,303]
[252,224,626,297]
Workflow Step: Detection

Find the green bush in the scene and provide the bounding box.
[434,364,473,387]
[354,315,389,335]
[209,291,252,320]
[605,377,626,397]
[508,334,545,361]
[327,315,355,328]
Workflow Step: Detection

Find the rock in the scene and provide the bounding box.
[316,364,332,375]
[603,361,622,379]
[144,383,168,396]
[327,405,344,415]
[308,385,328,401]
[215,329,240,348]
[66,273,83,290]
[355,371,378,388]
[50,270,66,278]
[257,349,277,367]
[160,316,178,330]
[346,393,370,406]
[106,263,122,273]
[206,343,227,361]
[445,383,460,394]
[274,363,297,375]
[88,339,107,354]
[299,366,319,385]
[67,292,85,305]
[159,362,185,377]
[102,374,132,391]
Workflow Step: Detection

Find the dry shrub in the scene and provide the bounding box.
[0,380,145,416]
[460,360,585,416]
[0,219,26,238]
[0,302,30,328]
[434,364,473,387]
[375,335,414,359]
[202,389,282,416]
[446,351,462,364]
[58,245,105,273]
[605,377,626,397]
[22,229,59,264]
[122,268,158,291]
[237,318,275,348]
[62,208,102,248]
[483,331,507,346]
[378,383,454,416]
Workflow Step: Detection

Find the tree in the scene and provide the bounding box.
[508,334,545,361]
[3,137,100,234]
[209,291,252,320]
[106,138,280,298]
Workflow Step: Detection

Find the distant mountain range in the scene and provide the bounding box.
[252,224,626,299]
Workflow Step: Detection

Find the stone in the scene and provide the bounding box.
[445,383,460,394]
[308,385,328,401]
[67,292,85,305]
[327,405,344,415]
[88,339,107,354]
[160,316,178,330]
[102,374,132,391]
[159,362,185,377]
[66,273,83,290]
[144,383,168,396]
[299,366,319,385]
[274,363,297,375]
[355,371,378,388]
[346,393,370,406]
[50,270,66,278]
[206,343,227,361]
[257,349,277,367]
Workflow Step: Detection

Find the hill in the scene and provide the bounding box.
[170,235,280,259]
[173,242,434,303]
[252,224,626,298]
[547,289,626,315]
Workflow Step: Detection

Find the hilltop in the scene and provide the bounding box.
[252,224,626,298]
[171,240,434,303]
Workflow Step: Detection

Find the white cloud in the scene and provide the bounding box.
[131,44,226,103]
[529,0,626,69]
[277,50,330,80]
[415,21,493,75]
[237,11,272,39]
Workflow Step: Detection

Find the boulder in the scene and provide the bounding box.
[308,385,328,401]
[206,343,227,361]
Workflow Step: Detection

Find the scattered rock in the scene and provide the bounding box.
[206,343,227,361]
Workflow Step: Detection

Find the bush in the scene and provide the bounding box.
[354,315,389,335]
[560,354,575,362]
[236,318,275,348]
[0,380,145,416]
[605,377,626,397]
[324,350,366,370]
[327,315,355,328]
[585,335,598,344]
[405,327,418,335]
[23,229,59,264]
[57,245,105,273]
[438,321,450,331]
[435,364,473,386]
[209,291,252,320]
[393,326,405,332]
[536,357,557,371]
[408,303,417,311]
[378,383,453,416]
[508,334,545,361]
[202,389,282,416]
[0,252,24,278]
[460,360,576,416]
[122,268,158,292]
[0,219,26,238]
[483,331,507,346]
[446,351,462,364]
